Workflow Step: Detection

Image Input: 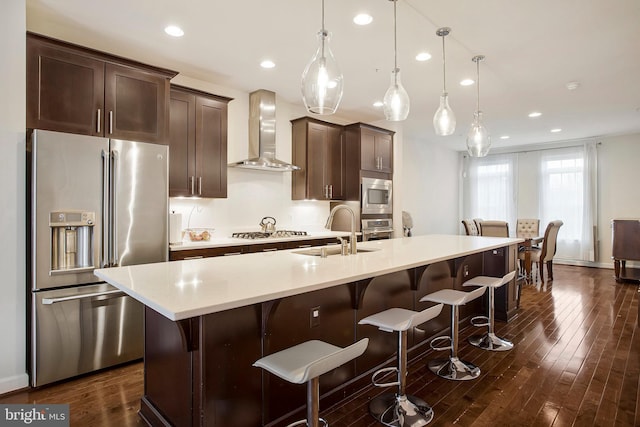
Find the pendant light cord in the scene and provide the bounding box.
[393,0,398,75]
[441,34,447,92]
[320,0,326,58]
[476,58,480,111]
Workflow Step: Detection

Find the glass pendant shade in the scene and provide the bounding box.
[466,111,491,157]
[383,68,410,121]
[433,92,456,135]
[301,30,343,115]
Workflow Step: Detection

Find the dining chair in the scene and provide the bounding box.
[462,219,480,236]
[479,220,509,237]
[518,220,563,282]
[516,219,540,239]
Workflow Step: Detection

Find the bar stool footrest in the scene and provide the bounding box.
[470,315,489,328]
[371,366,400,388]
[287,418,328,427]
[369,392,434,426]
[429,335,452,352]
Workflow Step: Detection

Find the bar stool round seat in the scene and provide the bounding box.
[253,338,368,427]
[359,304,443,426]
[463,271,517,351]
[419,287,486,381]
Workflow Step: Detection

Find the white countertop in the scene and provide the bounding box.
[170,230,354,251]
[95,234,522,321]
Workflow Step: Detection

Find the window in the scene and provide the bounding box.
[539,144,597,261]
[463,153,517,231]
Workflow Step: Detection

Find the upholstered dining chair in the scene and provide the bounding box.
[479,220,509,237]
[518,220,563,282]
[516,219,540,239]
[462,219,480,236]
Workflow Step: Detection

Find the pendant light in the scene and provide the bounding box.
[383,0,410,121]
[433,27,456,136]
[466,55,491,157]
[301,0,343,115]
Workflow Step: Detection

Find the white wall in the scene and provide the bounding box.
[0,0,28,394]
[402,138,460,236]
[597,133,640,266]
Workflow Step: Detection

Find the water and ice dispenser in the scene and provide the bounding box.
[50,211,95,272]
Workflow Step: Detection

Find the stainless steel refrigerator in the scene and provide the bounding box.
[28,129,169,387]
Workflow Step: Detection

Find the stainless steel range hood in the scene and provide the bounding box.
[229,89,300,171]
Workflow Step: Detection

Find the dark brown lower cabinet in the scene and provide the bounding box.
[141,245,518,426]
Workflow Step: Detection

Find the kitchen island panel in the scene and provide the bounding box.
[262,284,354,424]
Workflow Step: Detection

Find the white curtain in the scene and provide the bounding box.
[538,143,597,261]
[463,153,518,233]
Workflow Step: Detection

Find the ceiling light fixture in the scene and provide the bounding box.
[164,25,184,37]
[301,0,344,115]
[550,128,562,133]
[353,13,373,25]
[383,0,410,121]
[466,55,491,157]
[528,111,542,118]
[460,79,474,86]
[415,52,431,61]
[500,135,510,140]
[566,81,580,90]
[260,60,275,69]
[433,27,456,136]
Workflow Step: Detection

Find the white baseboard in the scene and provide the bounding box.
[0,373,29,395]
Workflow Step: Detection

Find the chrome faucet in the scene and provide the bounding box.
[325,205,357,255]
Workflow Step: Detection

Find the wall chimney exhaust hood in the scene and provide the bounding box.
[229,89,300,171]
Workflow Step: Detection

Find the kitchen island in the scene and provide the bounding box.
[95,234,522,426]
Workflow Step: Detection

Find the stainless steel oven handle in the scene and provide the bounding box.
[42,289,126,305]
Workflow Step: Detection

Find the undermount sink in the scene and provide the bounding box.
[292,246,380,257]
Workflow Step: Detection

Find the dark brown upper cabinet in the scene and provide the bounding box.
[346,123,394,174]
[169,85,231,198]
[291,117,345,201]
[26,32,177,144]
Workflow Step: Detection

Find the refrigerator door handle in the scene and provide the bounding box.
[101,149,110,268]
[41,289,126,305]
[111,149,119,267]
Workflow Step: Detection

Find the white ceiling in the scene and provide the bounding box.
[26,0,640,151]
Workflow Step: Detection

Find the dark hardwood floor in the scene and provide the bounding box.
[2,265,638,426]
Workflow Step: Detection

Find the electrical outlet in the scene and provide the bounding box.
[463,265,469,277]
[310,306,320,328]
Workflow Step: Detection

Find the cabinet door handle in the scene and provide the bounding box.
[190,176,195,195]
[96,109,101,133]
[198,177,202,196]
[183,255,204,260]
[297,244,312,248]
[223,252,242,256]
[262,248,278,252]
[329,184,333,199]
[109,111,114,134]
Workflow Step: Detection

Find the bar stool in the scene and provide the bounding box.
[359,304,443,426]
[253,338,368,427]
[419,286,487,381]
[463,271,517,351]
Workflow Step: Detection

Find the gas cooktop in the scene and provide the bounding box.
[231,230,308,239]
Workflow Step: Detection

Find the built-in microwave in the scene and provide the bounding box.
[361,177,392,215]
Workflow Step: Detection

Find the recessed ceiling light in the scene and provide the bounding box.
[566,81,580,90]
[373,101,384,108]
[528,111,542,118]
[353,13,373,25]
[415,52,431,61]
[499,135,510,140]
[164,25,184,37]
[460,79,474,86]
[260,60,276,69]
[550,128,562,133]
